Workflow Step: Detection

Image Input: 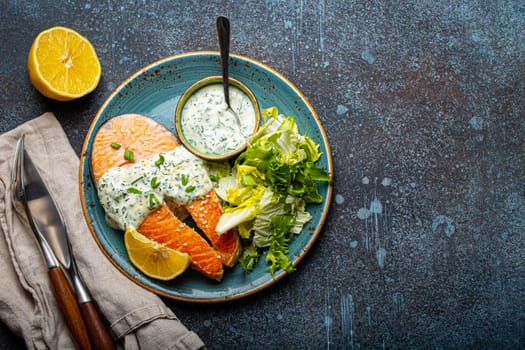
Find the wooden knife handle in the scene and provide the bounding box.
[48,267,92,350]
[80,301,116,350]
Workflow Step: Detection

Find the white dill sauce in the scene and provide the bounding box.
[180,83,256,155]
[97,147,212,230]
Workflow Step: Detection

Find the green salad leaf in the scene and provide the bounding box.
[266,215,296,275]
[215,107,331,276]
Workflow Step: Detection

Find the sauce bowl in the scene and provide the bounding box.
[175,76,260,161]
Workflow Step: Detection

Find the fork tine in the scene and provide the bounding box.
[11,136,25,198]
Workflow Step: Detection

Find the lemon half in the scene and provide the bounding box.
[124,228,190,281]
[27,26,101,101]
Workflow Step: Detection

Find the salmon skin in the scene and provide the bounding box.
[91,113,240,280]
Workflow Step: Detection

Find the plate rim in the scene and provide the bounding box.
[79,51,333,303]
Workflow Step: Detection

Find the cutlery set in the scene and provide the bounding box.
[10,136,115,350]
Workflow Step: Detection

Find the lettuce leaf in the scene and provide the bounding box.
[238,114,330,202]
[219,107,331,275]
[252,193,309,248]
[239,244,260,272]
[266,215,296,276]
[215,207,257,236]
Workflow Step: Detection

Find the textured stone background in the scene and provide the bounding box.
[1,1,524,349]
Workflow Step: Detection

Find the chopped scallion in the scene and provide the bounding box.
[185,185,195,193]
[181,174,189,186]
[124,148,134,161]
[110,142,121,149]
[127,187,142,194]
[148,193,161,209]
[131,176,143,185]
[155,154,165,167]
[151,176,160,189]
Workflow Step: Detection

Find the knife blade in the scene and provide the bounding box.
[13,136,115,350]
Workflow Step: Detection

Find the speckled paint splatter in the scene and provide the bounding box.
[356,177,392,268]
[341,293,356,349]
[325,286,333,349]
[432,215,455,237]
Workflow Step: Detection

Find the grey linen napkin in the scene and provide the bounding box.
[0,113,205,350]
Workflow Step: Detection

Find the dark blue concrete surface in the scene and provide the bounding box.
[1,1,524,349]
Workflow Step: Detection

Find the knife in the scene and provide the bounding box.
[11,136,116,350]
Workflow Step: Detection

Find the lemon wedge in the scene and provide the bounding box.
[124,227,190,280]
[27,26,101,101]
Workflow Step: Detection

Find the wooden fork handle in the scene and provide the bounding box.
[48,267,92,350]
[80,301,116,350]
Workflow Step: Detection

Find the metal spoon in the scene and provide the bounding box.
[216,16,241,126]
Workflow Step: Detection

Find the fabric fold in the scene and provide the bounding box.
[0,113,204,350]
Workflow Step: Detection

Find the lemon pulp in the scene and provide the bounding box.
[124,227,190,280]
[27,26,101,101]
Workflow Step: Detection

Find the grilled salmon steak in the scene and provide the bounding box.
[91,113,241,280]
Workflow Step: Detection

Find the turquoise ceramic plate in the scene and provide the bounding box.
[80,52,333,302]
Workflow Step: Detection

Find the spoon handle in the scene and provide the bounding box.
[217,16,231,106]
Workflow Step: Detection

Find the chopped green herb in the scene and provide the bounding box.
[124,148,134,161]
[127,187,142,194]
[155,154,165,167]
[185,185,196,193]
[148,193,161,209]
[151,176,160,189]
[181,174,189,186]
[130,176,143,185]
[110,142,121,149]
[209,174,218,182]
